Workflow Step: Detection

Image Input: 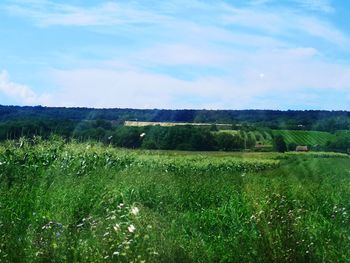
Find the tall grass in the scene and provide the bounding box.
[0,138,349,262]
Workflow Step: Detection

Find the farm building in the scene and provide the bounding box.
[296,146,309,152]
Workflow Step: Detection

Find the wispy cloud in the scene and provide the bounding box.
[294,0,334,13]
[3,0,346,47]
[221,5,347,46]
[250,0,334,13]
[1,0,349,109]
[3,1,167,27]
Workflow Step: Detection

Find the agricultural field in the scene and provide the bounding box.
[216,130,272,146]
[272,130,335,146]
[219,129,336,148]
[1,139,350,262]
[124,121,232,129]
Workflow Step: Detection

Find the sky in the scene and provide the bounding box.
[1,0,350,110]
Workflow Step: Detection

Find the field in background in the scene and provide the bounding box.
[124,121,232,129]
[272,130,335,146]
[218,129,336,148]
[1,139,349,262]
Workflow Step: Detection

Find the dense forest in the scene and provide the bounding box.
[1,105,350,131]
[0,105,349,153]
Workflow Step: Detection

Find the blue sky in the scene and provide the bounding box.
[1,0,350,110]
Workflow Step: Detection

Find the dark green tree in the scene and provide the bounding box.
[287,142,298,151]
[273,135,287,152]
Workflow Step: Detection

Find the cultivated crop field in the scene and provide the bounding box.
[272,130,335,146]
[0,139,350,262]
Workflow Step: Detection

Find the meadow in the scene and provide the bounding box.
[0,138,350,262]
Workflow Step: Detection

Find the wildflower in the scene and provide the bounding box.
[113,251,120,256]
[131,206,139,216]
[128,224,136,233]
[113,224,120,232]
[103,232,110,237]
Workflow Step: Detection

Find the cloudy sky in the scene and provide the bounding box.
[0,0,350,110]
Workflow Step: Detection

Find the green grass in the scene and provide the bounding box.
[0,139,349,262]
[272,130,335,146]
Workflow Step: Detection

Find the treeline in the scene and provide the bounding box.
[325,133,350,153]
[1,105,350,131]
[74,122,256,151]
[0,118,349,153]
[0,119,75,140]
[0,119,255,151]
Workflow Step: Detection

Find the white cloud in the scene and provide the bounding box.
[3,0,347,47]
[131,44,233,67]
[48,68,253,109]
[221,5,348,47]
[1,0,349,110]
[46,46,350,109]
[0,70,51,105]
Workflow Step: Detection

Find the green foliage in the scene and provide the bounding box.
[0,139,350,262]
[287,142,298,151]
[210,124,218,132]
[273,135,287,153]
[325,132,350,153]
[214,132,244,151]
[1,105,350,132]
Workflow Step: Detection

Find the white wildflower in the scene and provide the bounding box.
[113,224,120,232]
[131,206,139,216]
[128,224,136,233]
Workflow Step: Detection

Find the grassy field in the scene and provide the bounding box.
[0,139,350,262]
